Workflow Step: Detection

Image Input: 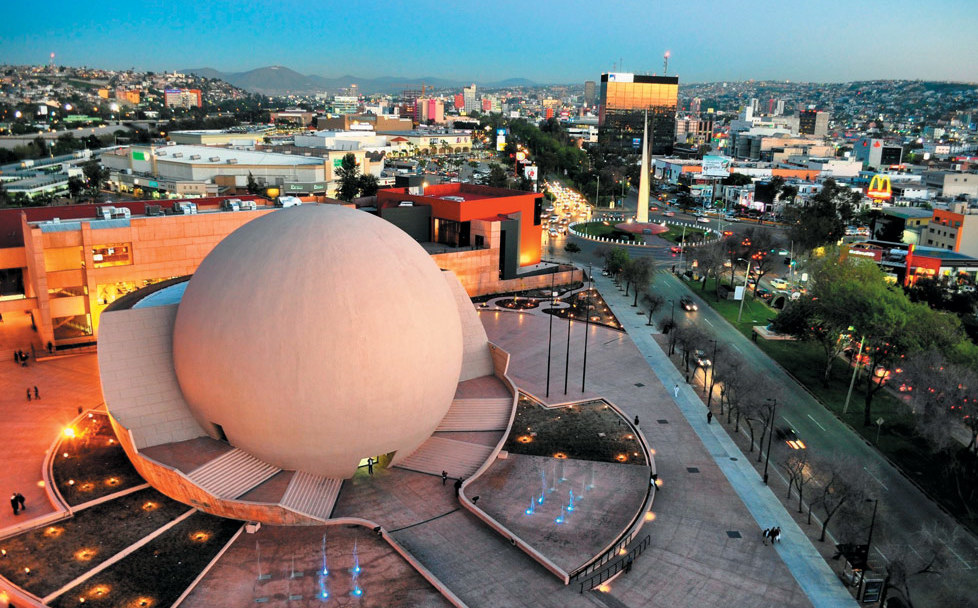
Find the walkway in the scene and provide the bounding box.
[589,271,856,607]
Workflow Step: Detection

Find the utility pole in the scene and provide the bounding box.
[763,398,777,484]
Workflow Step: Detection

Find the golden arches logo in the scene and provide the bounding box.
[867,174,892,200]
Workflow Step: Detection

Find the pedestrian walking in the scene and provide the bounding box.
[26,388,31,402]
[366,457,374,475]
[633,415,640,426]
[773,527,781,543]
[33,386,39,400]
[454,478,462,497]
[47,341,53,354]
[762,528,769,545]
[441,470,448,486]
[15,493,24,511]
[674,384,680,398]
[10,494,18,516]
[707,410,713,424]
[13,351,18,364]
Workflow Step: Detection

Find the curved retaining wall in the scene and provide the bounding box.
[569,218,720,249]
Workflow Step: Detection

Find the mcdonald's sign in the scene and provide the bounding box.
[867,174,892,201]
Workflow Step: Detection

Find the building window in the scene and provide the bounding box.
[43,246,83,272]
[92,243,132,268]
[52,314,93,339]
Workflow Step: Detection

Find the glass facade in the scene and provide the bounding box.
[598,74,679,155]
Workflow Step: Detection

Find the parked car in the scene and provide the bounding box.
[680,296,698,311]
[770,278,790,289]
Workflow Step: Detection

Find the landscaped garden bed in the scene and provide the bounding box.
[0,488,189,597]
[47,512,242,608]
[504,395,644,465]
[575,221,639,242]
[547,288,622,331]
[53,412,144,506]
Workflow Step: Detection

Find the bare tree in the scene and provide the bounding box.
[625,257,657,306]
[695,242,725,298]
[642,290,664,326]
[878,522,961,608]
[782,451,815,514]
[810,455,870,542]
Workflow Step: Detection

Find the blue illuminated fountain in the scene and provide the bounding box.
[539,468,547,503]
[525,497,536,515]
[567,489,576,512]
[351,538,363,597]
[555,505,565,524]
[321,533,329,576]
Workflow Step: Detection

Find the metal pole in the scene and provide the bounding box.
[737,259,752,323]
[763,398,776,484]
[582,264,592,393]
[866,498,878,556]
[843,336,864,414]
[707,339,718,409]
[546,270,555,398]
[596,174,600,208]
[563,310,572,395]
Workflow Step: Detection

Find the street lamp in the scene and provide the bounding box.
[582,264,592,393]
[737,257,752,323]
[843,330,865,415]
[763,398,777,485]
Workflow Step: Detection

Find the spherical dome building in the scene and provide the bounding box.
[170,204,464,478]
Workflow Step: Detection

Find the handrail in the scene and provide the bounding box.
[576,534,652,593]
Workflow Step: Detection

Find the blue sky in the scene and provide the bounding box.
[2,0,977,84]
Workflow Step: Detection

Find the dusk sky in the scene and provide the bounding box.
[3,0,977,84]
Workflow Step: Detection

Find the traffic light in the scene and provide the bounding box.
[784,257,791,265]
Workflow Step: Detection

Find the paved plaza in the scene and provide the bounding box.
[0,276,856,607]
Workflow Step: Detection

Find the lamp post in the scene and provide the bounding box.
[582,264,592,393]
[763,398,777,485]
[843,332,865,415]
[546,270,556,398]
[737,258,753,323]
[859,497,880,588]
[563,296,572,396]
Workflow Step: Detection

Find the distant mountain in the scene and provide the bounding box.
[183,66,537,95]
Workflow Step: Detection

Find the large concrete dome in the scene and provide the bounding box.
[171,204,464,478]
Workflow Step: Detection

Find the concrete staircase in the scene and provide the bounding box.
[280,471,343,521]
[436,396,513,432]
[186,448,281,499]
[397,436,495,479]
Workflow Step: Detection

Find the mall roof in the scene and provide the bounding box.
[152,145,325,166]
[912,246,978,263]
[882,207,933,219]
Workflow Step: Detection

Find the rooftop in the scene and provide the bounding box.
[151,145,325,166]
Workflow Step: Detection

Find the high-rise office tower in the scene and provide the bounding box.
[463,84,477,113]
[584,80,596,106]
[597,72,678,155]
[799,110,829,137]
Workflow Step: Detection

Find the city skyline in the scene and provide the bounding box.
[2,0,977,85]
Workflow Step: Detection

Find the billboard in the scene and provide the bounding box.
[524,165,538,181]
[496,135,507,152]
[701,155,732,178]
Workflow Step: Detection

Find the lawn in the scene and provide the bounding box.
[0,488,190,597]
[682,276,978,533]
[659,226,709,244]
[504,395,645,465]
[53,412,144,506]
[574,220,639,242]
[547,288,622,331]
[47,512,242,608]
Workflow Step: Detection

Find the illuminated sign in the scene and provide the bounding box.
[516,152,526,161]
[608,73,635,83]
[496,135,507,152]
[701,155,732,178]
[867,174,892,200]
[132,151,146,161]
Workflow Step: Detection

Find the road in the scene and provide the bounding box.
[651,270,978,603]
[545,179,978,604]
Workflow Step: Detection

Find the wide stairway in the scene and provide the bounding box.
[186,448,281,499]
[436,375,514,432]
[396,436,495,479]
[279,471,343,521]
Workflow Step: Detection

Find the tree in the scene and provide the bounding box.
[604,247,630,283]
[782,451,814,515]
[642,290,664,326]
[783,179,859,251]
[487,164,509,188]
[810,455,869,542]
[723,172,753,186]
[695,242,725,298]
[67,176,84,200]
[81,160,108,202]
[564,242,580,253]
[336,153,361,202]
[741,227,780,294]
[878,523,960,608]
[246,172,261,195]
[623,257,656,305]
[357,173,379,197]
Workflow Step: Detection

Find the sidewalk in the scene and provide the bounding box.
[590,271,857,608]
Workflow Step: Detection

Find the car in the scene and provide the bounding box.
[778,249,790,256]
[670,246,683,254]
[756,288,772,301]
[775,426,806,450]
[723,230,734,237]
[663,211,676,217]
[696,217,711,224]
[680,296,697,311]
[770,278,790,289]
[693,349,712,368]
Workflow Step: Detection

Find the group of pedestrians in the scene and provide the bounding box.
[762,526,782,545]
[13,350,28,366]
[9,492,26,515]
[25,386,39,402]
